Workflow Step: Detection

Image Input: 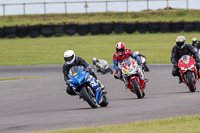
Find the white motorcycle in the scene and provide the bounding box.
[135,51,150,72]
[93,58,113,74]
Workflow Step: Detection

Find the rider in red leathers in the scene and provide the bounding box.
[113,42,147,88]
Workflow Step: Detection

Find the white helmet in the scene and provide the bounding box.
[135,51,139,55]
[93,57,97,62]
[64,50,75,65]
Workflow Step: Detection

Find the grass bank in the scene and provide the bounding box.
[35,115,200,133]
[0,77,46,81]
[0,32,199,65]
[1,10,200,27]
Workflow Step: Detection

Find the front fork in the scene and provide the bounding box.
[181,69,197,84]
[127,75,145,93]
[88,75,103,104]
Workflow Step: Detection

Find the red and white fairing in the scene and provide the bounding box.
[178,55,198,89]
[120,57,145,94]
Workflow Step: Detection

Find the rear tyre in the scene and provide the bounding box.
[99,95,109,107]
[144,64,150,72]
[186,72,196,92]
[132,79,143,99]
[80,86,98,108]
[108,68,113,74]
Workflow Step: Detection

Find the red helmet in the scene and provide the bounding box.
[116,42,126,55]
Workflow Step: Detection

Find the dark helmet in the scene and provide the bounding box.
[176,36,186,49]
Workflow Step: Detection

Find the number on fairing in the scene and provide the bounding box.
[90,78,98,87]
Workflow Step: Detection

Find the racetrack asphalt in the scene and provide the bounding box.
[0,64,200,133]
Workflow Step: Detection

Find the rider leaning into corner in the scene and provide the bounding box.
[112,42,148,88]
[171,36,200,83]
[62,50,105,96]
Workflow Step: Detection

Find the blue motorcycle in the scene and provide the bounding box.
[68,66,109,108]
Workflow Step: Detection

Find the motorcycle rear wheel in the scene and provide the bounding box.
[132,79,143,99]
[80,86,98,108]
[186,72,196,92]
[107,68,113,74]
[143,64,150,72]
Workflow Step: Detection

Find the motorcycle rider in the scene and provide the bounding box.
[113,42,146,87]
[171,36,200,83]
[62,50,104,97]
[191,37,200,52]
[93,57,113,74]
[93,57,101,73]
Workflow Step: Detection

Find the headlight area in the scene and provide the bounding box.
[181,65,194,71]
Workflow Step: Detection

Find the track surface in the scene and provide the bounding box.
[0,65,200,133]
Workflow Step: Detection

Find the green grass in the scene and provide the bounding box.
[35,115,200,133]
[0,32,199,65]
[0,77,46,81]
[1,10,200,27]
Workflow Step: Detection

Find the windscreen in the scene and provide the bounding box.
[69,66,80,76]
[181,55,190,64]
[122,57,133,66]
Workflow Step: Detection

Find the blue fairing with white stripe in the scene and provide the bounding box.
[68,66,90,88]
[68,66,102,104]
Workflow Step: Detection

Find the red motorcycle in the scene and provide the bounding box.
[119,57,146,98]
[178,55,198,92]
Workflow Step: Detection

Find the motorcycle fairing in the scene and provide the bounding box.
[68,66,102,104]
[178,55,198,88]
[68,66,90,88]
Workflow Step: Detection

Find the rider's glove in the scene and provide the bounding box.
[86,67,94,73]
[85,67,90,72]
[137,60,142,65]
[66,80,70,86]
[196,62,200,68]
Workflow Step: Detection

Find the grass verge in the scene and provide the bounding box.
[35,115,200,133]
[1,9,200,26]
[0,32,199,65]
[0,77,46,81]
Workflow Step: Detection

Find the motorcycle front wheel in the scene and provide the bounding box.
[80,86,98,108]
[131,79,143,99]
[186,72,196,92]
[99,95,109,107]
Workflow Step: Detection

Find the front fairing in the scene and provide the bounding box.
[178,55,196,73]
[178,55,197,83]
[68,66,90,89]
[120,58,139,77]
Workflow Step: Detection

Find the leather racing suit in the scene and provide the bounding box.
[171,43,200,79]
[62,56,98,95]
[113,49,145,85]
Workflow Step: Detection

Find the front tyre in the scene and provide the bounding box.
[99,95,109,107]
[80,86,98,108]
[132,79,143,99]
[186,72,196,92]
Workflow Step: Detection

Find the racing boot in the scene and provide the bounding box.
[144,73,149,82]
[97,80,107,94]
[145,77,149,82]
[122,76,129,89]
[178,75,183,84]
[198,70,200,79]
